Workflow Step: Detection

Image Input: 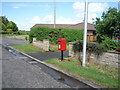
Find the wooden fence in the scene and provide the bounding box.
[87,35,96,42]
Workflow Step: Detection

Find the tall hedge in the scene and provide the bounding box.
[29,26,83,44]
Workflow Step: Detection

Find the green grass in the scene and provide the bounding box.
[49,44,69,51]
[2,35,29,41]
[45,58,118,88]
[12,44,43,53]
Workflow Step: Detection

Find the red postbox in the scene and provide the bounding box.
[58,38,66,51]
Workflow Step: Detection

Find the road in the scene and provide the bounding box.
[1,38,70,88]
[1,38,29,46]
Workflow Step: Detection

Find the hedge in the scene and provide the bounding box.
[29,26,84,44]
[101,37,120,50]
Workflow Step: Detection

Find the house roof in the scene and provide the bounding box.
[32,22,96,31]
[32,24,72,28]
[66,22,96,31]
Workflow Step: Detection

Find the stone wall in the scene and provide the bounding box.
[32,38,49,51]
[69,42,119,68]
[90,52,119,68]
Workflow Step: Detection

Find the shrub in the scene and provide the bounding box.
[29,26,83,44]
[29,34,33,43]
[25,36,28,41]
[96,35,107,43]
[101,38,120,50]
[73,40,107,62]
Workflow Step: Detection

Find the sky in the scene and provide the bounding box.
[1,0,119,31]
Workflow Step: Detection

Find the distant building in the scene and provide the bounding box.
[32,22,96,36]
[32,22,96,42]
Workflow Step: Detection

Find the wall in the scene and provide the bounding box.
[69,42,119,68]
[32,38,49,51]
[90,52,119,68]
[87,35,96,42]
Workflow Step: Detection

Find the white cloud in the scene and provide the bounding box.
[72,2,109,23]
[43,15,54,23]
[17,15,78,31]
[56,16,77,24]
[11,3,51,10]
[17,2,109,31]
[1,0,118,2]
[12,6,20,8]
[16,16,41,31]
[29,16,41,24]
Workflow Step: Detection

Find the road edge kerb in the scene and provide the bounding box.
[8,46,102,89]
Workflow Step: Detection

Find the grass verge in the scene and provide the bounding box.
[45,58,118,88]
[2,35,29,41]
[12,44,43,53]
[49,44,69,51]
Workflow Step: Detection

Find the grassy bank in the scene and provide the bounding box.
[2,34,29,41]
[12,44,43,53]
[45,58,118,88]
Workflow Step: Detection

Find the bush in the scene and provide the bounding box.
[29,35,33,43]
[96,35,107,43]
[101,38,120,50]
[29,26,83,44]
[73,40,107,62]
[73,40,107,56]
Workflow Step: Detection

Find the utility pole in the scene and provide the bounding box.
[82,0,88,67]
[118,1,120,12]
[54,0,56,28]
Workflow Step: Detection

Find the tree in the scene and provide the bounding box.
[0,16,9,31]
[94,8,119,42]
[0,16,9,26]
[7,21,18,32]
[2,23,7,30]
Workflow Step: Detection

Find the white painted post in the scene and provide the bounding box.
[82,0,88,67]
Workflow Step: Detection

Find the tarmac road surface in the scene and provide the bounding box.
[1,38,70,88]
[2,47,70,88]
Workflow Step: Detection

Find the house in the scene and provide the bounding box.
[32,22,96,35]
[32,22,96,42]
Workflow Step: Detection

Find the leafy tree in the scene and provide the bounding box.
[0,16,9,31]
[0,16,9,26]
[0,16,19,32]
[94,8,119,42]
[2,23,7,30]
[100,37,120,50]
[7,21,18,31]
